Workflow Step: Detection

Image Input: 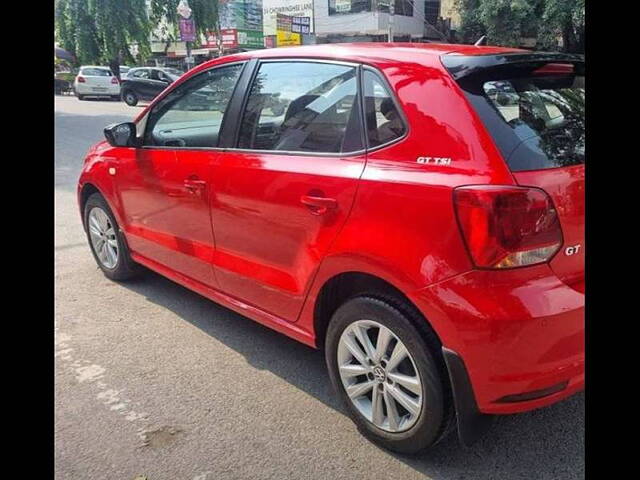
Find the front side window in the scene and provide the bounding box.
[143,63,243,148]
[363,70,406,148]
[238,61,362,153]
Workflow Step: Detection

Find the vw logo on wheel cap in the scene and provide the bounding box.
[373,366,386,382]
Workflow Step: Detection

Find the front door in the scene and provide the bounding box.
[115,62,245,287]
[147,69,170,100]
[210,60,367,321]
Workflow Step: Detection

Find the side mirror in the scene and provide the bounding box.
[104,122,136,147]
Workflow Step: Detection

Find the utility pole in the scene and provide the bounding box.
[388,1,394,43]
[177,0,194,69]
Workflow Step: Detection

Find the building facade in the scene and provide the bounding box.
[314,0,426,42]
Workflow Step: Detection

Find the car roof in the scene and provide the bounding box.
[187,42,527,78]
[230,42,524,63]
[80,66,111,69]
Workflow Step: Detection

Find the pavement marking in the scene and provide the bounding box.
[55,322,150,430]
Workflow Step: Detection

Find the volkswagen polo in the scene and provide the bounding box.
[77,43,585,454]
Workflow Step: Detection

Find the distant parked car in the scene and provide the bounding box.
[74,66,120,101]
[120,67,183,106]
[118,66,132,77]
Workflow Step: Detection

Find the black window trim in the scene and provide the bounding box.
[135,57,409,155]
[226,57,368,158]
[138,60,248,151]
[360,65,410,153]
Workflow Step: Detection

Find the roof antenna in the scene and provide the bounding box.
[474,35,487,46]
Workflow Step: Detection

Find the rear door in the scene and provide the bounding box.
[209,59,367,321]
[448,57,585,287]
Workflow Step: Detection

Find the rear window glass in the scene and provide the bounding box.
[460,72,584,172]
[81,68,112,76]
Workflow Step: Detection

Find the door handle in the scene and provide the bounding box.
[184,178,207,194]
[300,194,337,215]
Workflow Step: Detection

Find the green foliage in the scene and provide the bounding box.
[456,0,585,52]
[55,0,151,66]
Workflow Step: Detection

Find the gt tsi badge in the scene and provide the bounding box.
[416,156,452,166]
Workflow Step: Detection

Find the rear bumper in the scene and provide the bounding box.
[74,84,120,96]
[410,264,584,415]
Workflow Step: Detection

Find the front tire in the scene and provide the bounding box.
[84,193,139,281]
[325,296,452,454]
[123,90,138,106]
[77,94,86,101]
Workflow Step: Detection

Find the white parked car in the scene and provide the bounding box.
[74,66,121,101]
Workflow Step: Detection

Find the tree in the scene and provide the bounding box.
[150,0,220,52]
[539,0,585,53]
[56,0,100,65]
[456,0,585,53]
[55,0,151,72]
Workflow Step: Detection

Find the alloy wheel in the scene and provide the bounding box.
[88,207,119,269]
[337,320,423,432]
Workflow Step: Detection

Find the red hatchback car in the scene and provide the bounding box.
[78,43,585,453]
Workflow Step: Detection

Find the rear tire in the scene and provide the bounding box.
[84,193,140,281]
[123,91,138,106]
[325,296,453,454]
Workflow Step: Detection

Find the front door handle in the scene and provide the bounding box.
[300,194,337,215]
[184,177,207,195]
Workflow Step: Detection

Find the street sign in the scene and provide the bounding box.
[277,30,301,46]
[291,24,310,34]
[291,16,311,34]
[177,0,192,19]
[179,18,196,42]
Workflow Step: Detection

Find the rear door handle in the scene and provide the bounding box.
[300,195,337,215]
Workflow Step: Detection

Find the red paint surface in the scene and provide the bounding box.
[79,44,584,415]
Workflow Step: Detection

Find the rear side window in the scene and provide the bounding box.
[461,72,584,171]
[238,61,363,153]
[81,68,112,76]
[363,70,406,148]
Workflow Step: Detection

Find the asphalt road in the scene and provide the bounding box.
[54,94,584,480]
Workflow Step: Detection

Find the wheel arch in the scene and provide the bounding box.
[78,181,124,233]
[312,271,444,353]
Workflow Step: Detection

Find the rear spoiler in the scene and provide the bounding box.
[441,52,585,81]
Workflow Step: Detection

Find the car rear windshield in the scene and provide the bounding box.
[81,68,112,76]
[452,66,584,172]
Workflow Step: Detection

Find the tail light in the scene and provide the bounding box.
[453,185,562,269]
[77,76,86,83]
[111,77,119,84]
